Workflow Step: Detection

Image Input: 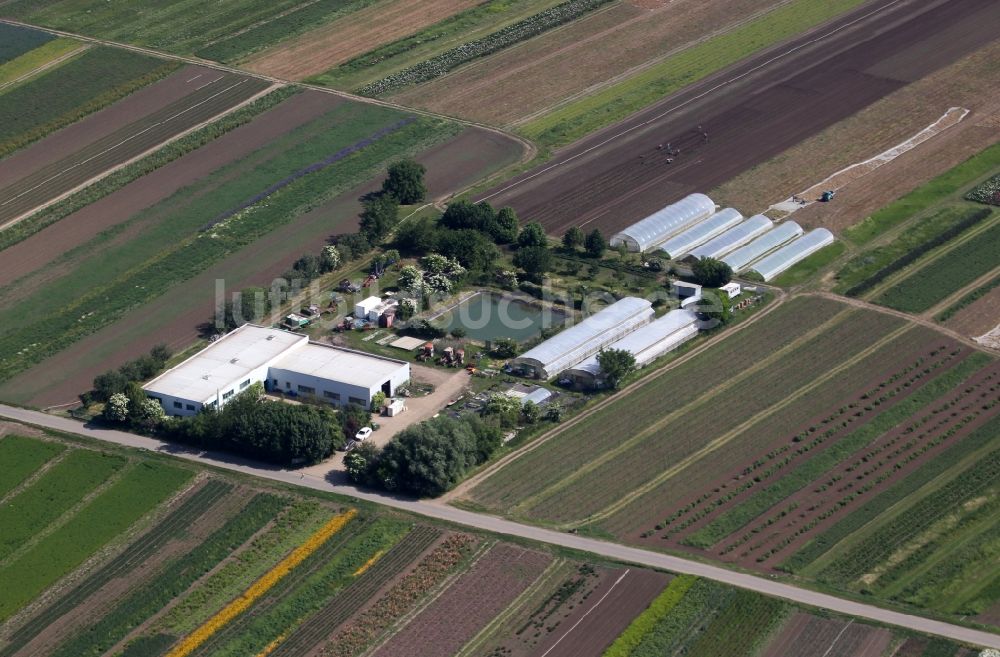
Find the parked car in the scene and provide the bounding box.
[355,427,373,442]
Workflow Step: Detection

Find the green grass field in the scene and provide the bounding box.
[0,46,175,158]
[0,435,64,498]
[875,214,1000,313]
[308,0,569,91]
[0,460,190,621]
[522,0,869,148]
[0,37,81,87]
[0,449,125,561]
[771,241,845,287]
[0,102,459,382]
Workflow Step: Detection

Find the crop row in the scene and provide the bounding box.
[0,435,64,499]
[0,72,271,225]
[684,589,786,657]
[45,492,285,657]
[321,534,479,657]
[0,23,54,62]
[268,525,441,657]
[936,274,1000,322]
[196,517,408,657]
[529,310,901,523]
[684,351,961,547]
[654,345,960,541]
[472,296,845,508]
[0,113,455,382]
[819,419,1000,585]
[611,579,725,657]
[738,369,998,563]
[603,576,696,657]
[0,450,125,561]
[840,206,993,296]
[876,215,1000,313]
[357,0,614,96]
[0,47,176,158]
[965,172,1000,206]
[0,479,233,657]
[0,86,298,253]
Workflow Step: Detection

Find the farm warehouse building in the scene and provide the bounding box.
[565,309,699,387]
[144,325,409,416]
[610,193,716,252]
[511,297,654,379]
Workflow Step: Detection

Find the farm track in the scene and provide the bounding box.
[0,72,271,227]
[3,407,1000,650]
[0,43,87,92]
[268,526,442,657]
[481,0,1000,235]
[0,479,234,657]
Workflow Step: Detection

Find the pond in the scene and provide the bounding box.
[436,292,566,342]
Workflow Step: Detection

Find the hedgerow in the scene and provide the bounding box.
[357,0,614,96]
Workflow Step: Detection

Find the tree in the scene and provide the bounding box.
[563,226,584,250]
[597,348,636,389]
[512,245,553,276]
[521,400,540,424]
[344,441,381,486]
[103,393,129,423]
[93,370,131,402]
[397,265,423,292]
[338,233,372,260]
[394,215,439,255]
[320,245,341,273]
[484,393,521,428]
[440,199,493,231]
[435,228,499,272]
[382,159,426,204]
[495,269,518,289]
[691,257,733,287]
[490,337,518,358]
[359,194,400,243]
[132,397,166,432]
[485,207,519,243]
[338,403,371,444]
[517,221,547,248]
[585,229,606,258]
[424,272,453,295]
[371,390,386,412]
[695,288,732,327]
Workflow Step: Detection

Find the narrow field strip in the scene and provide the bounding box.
[468,296,844,510]
[44,492,286,657]
[0,38,84,90]
[0,479,234,657]
[0,73,272,226]
[0,461,191,623]
[0,450,124,562]
[164,510,357,657]
[0,435,64,498]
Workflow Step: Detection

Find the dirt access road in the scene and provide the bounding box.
[481,0,1000,236]
[1,404,999,650]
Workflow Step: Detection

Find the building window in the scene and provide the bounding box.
[186,404,196,411]
[240,378,251,389]
[222,390,234,401]
[349,396,366,406]
[285,381,291,389]
[297,385,315,395]
[207,400,217,408]
[173,401,182,409]
[323,391,340,401]
[272,379,278,387]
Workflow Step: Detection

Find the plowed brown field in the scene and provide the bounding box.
[481,0,1000,236]
[243,0,478,80]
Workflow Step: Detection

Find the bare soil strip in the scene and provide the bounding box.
[244,0,479,80]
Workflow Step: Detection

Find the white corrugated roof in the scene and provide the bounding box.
[688,214,774,260]
[271,343,407,389]
[144,325,306,402]
[569,310,699,375]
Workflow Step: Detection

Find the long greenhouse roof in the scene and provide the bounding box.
[750,228,835,280]
[721,221,803,272]
[569,310,699,375]
[611,193,715,251]
[688,214,774,260]
[660,208,743,259]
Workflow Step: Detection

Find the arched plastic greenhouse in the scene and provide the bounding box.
[659,208,743,259]
[721,221,804,272]
[610,193,715,252]
[511,297,654,379]
[748,228,835,281]
[687,214,774,261]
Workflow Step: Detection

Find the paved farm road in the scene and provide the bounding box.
[2,403,998,650]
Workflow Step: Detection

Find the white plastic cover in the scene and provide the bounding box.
[610,193,715,252]
[750,228,836,281]
[688,214,774,261]
[721,221,804,272]
[659,208,743,259]
[566,310,699,378]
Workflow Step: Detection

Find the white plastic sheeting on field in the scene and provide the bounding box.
[565,309,699,383]
[659,208,743,259]
[722,221,804,272]
[749,228,835,281]
[610,193,715,252]
[688,214,774,261]
[511,297,654,379]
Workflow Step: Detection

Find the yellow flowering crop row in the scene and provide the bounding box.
[253,632,286,657]
[166,508,358,657]
[352,549,386,577]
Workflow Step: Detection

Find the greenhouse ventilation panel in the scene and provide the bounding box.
[659,208,743,259]
[722,221,804,272]
[749,228,835,281]
[687,214,774,261]
[610,193,715,252]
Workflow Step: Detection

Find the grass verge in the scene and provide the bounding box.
[772,241,844,287]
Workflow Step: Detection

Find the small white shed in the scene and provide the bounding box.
[721,282,742,299]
